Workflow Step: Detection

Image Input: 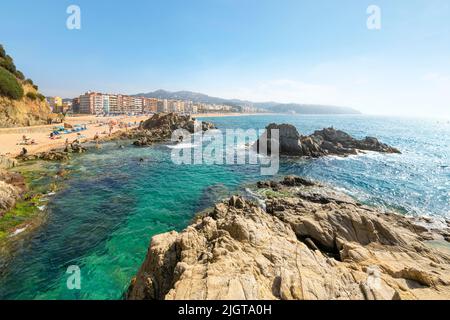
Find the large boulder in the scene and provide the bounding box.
[141,113,215,133]
[255,124,400,157]
[133,113,215,146]
[313,128,401,154]
[127,177,450,300]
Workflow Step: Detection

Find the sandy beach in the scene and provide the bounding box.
[0,115,149,157]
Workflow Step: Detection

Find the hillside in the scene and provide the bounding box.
[0,44,51,128]
[135,89,361,114]
[135,89,244,107]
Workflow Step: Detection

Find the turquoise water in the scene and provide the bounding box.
[0,115,449,299]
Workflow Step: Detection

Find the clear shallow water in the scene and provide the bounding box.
[0,115,449,299]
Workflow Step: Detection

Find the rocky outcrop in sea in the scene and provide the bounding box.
[132,113,216,147]
[255,124,401,157]
[127,176,450,300]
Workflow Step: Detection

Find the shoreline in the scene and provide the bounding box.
[0,114,449,299]
[127,176,450,300]
[0,113,271,159]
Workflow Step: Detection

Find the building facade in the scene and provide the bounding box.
[76,91,237,115]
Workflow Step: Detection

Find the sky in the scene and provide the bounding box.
[1,0,449,117]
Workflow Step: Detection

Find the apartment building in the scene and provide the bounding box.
[109,95,119,113]
[143,98,158,113]
[133,97,143,114]
[77,91,223,115]
[157,99,168,113]
[79,92,94,114]
[72,97,80,113]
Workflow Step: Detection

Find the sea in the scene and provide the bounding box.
[0,114,449,299]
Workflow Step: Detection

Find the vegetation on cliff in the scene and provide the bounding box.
[0,67,24,100]
[0,44,51,127]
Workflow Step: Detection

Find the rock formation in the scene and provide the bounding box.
[127,176,450,300]
[0,170,26,217]
[132,113,215,146]
[255,124,400,157]
[18,151,71,162]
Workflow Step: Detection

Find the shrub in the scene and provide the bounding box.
[32,84,38,91]
[0,55,16,74]
[0,45,5,58]
[26,92,37,101]
[15,70,25,80]
[37,93,45,101]
[0,66,24,100]
[24,78,34,86]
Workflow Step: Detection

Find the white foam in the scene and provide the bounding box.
[244,188,266,210]
[9,226,28,237]
[165,142,200,149]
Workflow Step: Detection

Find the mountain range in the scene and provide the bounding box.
[134,89,361,114]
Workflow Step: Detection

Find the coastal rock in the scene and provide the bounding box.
[132,113,216,146]
[128,177,450,300]
[255,124,400,157]
[0,170,25,217]
[0,181,19,217]
[18,151,70,162]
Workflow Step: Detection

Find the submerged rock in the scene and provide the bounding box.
[255,124,400,157]
[127,176,450,300]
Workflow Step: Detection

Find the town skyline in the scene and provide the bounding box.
[1,0,450,117]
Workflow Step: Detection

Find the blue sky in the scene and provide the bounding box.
[1,0,449,117]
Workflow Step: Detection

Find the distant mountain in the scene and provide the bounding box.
[134,89,361,114]
[134,90,245,107]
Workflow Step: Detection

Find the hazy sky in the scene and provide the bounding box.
[1,0,449,117]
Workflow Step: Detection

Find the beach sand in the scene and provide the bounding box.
[0,115,148,157]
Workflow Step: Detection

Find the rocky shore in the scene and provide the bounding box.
[0,170,26,218]
[255,124,401,157]
[0,113,215,242]
[127,176,450,300]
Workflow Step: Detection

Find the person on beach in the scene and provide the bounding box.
[64,138,70,152]
[20,147,28,156]
[94,132,100,148]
